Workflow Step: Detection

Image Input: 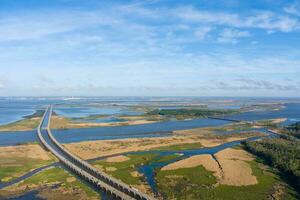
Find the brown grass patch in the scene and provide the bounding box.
[215,148,257,186]
[162,154,222,179]
[0,117,41,132]
[105,167,117,172]
[0,144,53,160]
[50,116,156,130]
[106,155,130,163]
[130,171,141,177]
[64,131,262,160]
[162,148,257,186]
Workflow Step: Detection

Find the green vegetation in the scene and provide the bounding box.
[213,122,253,132]
[156,160,298,200]
[0,157,54,182]
[0,110,47,132]
[151,143,202,151]
[157,166,216,199]
[72,114,110,121]
[92,153,181,186]
[92,153,158,185]
[284,122,300,139]
[0,117,41,132]
[200,131,266,141]
[155,154,181,163]
[21,167,100,199]
[254,119,283,128]
[240,104,284,112]
[23,110,45,118]
[148,108,237,119]
[243,137,300,190]
[50,116,78,130]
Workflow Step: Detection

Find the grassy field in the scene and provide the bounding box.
[0,157,55,182]
[151,143,203,151]
[24,167,99,198]
[50,116,75,129]
[155,154,181,163]
[243,136,300,191]
[147,108,238,119]
[92,153,158,185]
[0,117,41,132]
[1,167,100,200]
[212,122,253,132]
[0,107,278,132]
[0,110,47,132]
[91,153,181,186]
[156,159,298,200]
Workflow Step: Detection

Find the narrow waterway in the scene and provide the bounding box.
[0,103,299,147]
[0,129,278,198]
[132,130,277,194]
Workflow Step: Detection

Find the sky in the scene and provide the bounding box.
[0,0,300,97]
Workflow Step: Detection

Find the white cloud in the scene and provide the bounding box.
[0,1,299,96]
[194,26,212,40]
[209,78,300,91]
[0,3,298,44]
[175,6,299,32]
[217,29,250,43]
[0,10,117,42]
[284,1,300,16]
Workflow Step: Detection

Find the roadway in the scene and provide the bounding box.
[37,106,156,200]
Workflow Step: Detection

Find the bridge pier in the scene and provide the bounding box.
[37,106,155,200]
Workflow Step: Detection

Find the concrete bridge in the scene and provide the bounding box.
[208,116,254,125]
[37,106,156,200]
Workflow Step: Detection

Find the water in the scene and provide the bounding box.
[0,100,299,147]
[0,99,37,125]
[54,106,123,118]
[73,116,125,123]
[225,103,300,126]
[0,125,279,196]
[5,190,43,200]
[134,130,277,194]
[52,118,229,143]
[0,98,298,197]
[54,104,144,123]
[215,127,267,135]
[0,97,61,125]
[0,131,37,146]
[0,97,146,126]
[0,164,59,189]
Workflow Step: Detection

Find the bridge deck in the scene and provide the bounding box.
[37,106,155,200]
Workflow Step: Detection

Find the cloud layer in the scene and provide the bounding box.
[0,0,299,96]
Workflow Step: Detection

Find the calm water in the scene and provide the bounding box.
[52,118,229,143]
[73,116,125,123]
[134,130,277,194]
[0,131,37,146]
[2,98,299,199]
[226,103,300,125]
[0,97,145,126]
[54,106,143,119]
[0,99,39,125]
[5,190,43,200]
[0,101,299,146]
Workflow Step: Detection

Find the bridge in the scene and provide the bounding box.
[37,106,156,200]
[208,116,254,125]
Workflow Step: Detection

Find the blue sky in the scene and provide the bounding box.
[0,0,300,97]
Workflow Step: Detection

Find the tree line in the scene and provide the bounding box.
[242,122,300,191]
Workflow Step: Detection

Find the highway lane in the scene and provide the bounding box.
[38,106,135,200]
[38,106,155,200]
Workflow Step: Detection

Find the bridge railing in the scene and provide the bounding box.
[37,106,135,200]
[46,105,155,200]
